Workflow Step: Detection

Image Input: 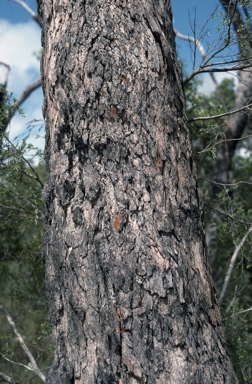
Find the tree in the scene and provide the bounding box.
[213,0,252,192]
[175,0,252,196]
[39,0,238,382]
[185,75,252,382]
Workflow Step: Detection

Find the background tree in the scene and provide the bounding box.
[186,76,252,382]
[39,0,237,382]
[178,2,252,380]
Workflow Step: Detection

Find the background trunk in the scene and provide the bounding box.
[213,0,252,194]
[40,0,237,382]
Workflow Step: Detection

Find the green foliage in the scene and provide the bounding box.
[0,90,24,132]
[0,130,53,382]
[186,75,252,383]
[224,302,252,383]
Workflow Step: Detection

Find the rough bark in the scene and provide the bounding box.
[39,0,237,382]
[0,63,10,136]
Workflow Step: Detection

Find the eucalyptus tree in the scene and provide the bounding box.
[38,0,237,382]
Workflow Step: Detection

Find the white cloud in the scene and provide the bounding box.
[0,19,44,157]
[8,104,44,141]
[7,87,44,143]
[7,100,45,165]
[0,19,41,95]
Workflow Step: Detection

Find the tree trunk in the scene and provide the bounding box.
[39,0,237,382]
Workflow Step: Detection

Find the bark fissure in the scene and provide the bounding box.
[40,0,237,382]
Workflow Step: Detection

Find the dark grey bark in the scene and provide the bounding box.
[39,0,237,382]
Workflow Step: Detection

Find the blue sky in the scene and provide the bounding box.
[0,0,37,23]
[0,0,42,153]
[0,0,235,153]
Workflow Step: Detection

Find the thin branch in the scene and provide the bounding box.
[175,30,207,59]
[3,77,42,132]
[175,30,219,87]
[0,203,28,212]
[201,178,252,188]
[200,2,238,69]
[198,62,252,73]
[12,0,41,27]
[1,2,42,132]
[219,226,252,305]
[0,371,18,384]
[188,102,252,122]
[198,56,252,67]
[197,135,252,155]
[183,4,239,86]
[12,78,42,111]
[184,61,252,85]
[220,0,245,43]
[22,167,44,187]
[207,133,252,145]
[204,203,252,225]
[197,133,252,155]
[4,136,44,189]
[0,353,36,373]
[0,305,45,382]
[234,306,252,316]
[2,185,40,210]
[223,305,252,321]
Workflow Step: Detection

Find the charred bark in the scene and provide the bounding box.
[40,0,237,382]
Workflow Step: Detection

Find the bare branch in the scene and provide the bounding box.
[183,6,239,86]
[175,29,226,105]
[191,128,252,162]
[0,2,42,132]
[189,102,252,122]
[0,305,45,382]
[234,306,252,316]
[4,77,42,131]
[184,61,251,85]
[202,4,236,68]
[201,178,252,188]
[199,56,252,68]
[205,203,252,226]
[219,226,252,305]
[12,0,41,27]
[0,371,18,384]
[202,133,252,148]
[13,77,42,111]
[175,30,207,59]
[224,305,252,321]
[0,353,36,373]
